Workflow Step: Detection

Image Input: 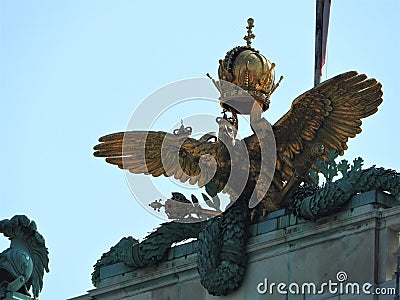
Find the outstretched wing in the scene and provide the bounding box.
[94,131,229,189]
[273,71,382,181]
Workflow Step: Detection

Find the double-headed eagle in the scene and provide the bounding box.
[93,19,382,217]
[94,71,382,216]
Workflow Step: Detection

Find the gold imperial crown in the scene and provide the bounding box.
[208,18,283,115]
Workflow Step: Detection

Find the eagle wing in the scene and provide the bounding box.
[272,71,383,182]
[93,131,228,190]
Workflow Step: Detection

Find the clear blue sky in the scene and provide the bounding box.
[1,1,399,299]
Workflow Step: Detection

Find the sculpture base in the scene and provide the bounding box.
[70,190,400,300]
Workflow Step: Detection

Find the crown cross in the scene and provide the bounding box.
[243,18,255,47]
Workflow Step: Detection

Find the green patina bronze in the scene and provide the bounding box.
[291,155,400,220]
[0,215,49,300]
[91,155,400,295]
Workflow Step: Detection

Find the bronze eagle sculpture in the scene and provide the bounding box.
[91,19,387,296]
[93,70,382,217]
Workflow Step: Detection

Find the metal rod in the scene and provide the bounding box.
[395,254,400,300]
[314,0,323,86]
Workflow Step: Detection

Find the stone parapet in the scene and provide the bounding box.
[70,190,400,300]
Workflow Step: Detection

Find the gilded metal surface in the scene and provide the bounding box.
[148,193,221,219]
[94,71,383,217]
[243,18,255,47]
[212,18,283,114]
[92,17,388,297]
